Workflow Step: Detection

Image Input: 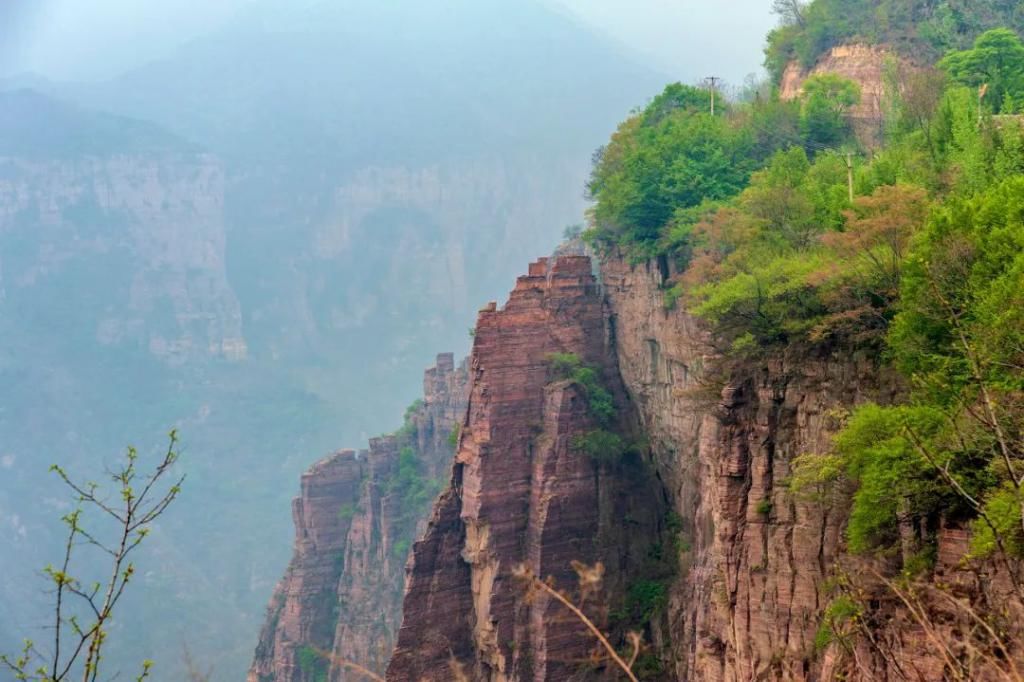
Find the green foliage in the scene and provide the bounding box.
[296,646,327,682]
[788,452,845,499]
[971,483,1024,558]
[836,404,940,553]
[941,28,1024,114]
[547,352,583,378]
[447,423,461,450]
[587,83,766,250]
[814,595,861,652]
[640,83,718,125]
[623,580,669,622]
[387,446,442,511]
[547,353,616,425]
[586,11,1024,575]
[799,74,861,148]
[403,399,425,422]
[765,0,1024,80]
[391,538,412,560]
[572,430,625,463]
[337,503,357,521]
[632,653,666,680]
[831,176,1024,561]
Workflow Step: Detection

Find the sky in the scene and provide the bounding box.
[0,0,777,86]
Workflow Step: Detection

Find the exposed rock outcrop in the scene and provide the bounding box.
[780,43,897,148]
[248,354,469,682]
[0,154,246,363]
[600,255,901,681]
[387,256,668,681]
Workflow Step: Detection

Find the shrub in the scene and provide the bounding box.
[624,580,669,622]
[297,646,327,682]
[573,430,625,463]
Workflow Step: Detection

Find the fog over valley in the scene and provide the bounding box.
[0,1,774,679]
[9,2,1017,681]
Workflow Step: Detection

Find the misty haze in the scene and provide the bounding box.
[3,1,1024,681]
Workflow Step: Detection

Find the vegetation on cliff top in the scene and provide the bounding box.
[589,15,1024,668]
[764,0,1024,80]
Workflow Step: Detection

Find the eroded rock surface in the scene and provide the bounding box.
[249,354,469,682]
[601,256,899,681]
[387,256,667,682]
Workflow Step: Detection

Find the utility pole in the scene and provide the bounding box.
[706,76,721,116]
[979,83,988,128]
[844,151,855,203]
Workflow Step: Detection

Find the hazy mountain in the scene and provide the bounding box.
[0,1,664,679]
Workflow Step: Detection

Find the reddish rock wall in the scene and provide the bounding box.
[248,354,469,682]
[387,256,668,681]
[600,256,899,681]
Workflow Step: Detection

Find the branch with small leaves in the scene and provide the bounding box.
[1,431,184,682]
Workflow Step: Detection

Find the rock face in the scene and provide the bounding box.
[248,354,469,682]
[0,153,246,363]
[387,256,668,682]
[780,43,896,148]
[600,256,899,681]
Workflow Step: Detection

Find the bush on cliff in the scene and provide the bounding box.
[764,0,1024,81]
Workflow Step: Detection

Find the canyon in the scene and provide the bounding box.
[248,35,977,681]
[256,248,1012,680]
[0,2,663,673]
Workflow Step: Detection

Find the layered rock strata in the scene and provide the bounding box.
[601,255,904,681]
[248,353,469,682]
[387,256,668,681]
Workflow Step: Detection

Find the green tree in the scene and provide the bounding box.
[799,73,861,148]
[941,28,1024,113]
[828,177,1024,562]
[587,84,759,249]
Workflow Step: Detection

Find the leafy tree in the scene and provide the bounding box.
[941,28,1024,113]
[813,184,930,341]
[825,177,1024,562]
[764,0,1024,80]
[771,0,807,27]
[587,84,760,249]
[799,74,861,149]
[640,83,714,125]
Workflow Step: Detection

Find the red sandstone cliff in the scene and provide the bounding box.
[387,256,668,681]
[600,255,1022,680]
[248,354,469,682]
[601,256,899,680]
[257,250,1016,682]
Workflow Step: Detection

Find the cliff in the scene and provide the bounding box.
[258,244,1018,680]
[0,152,245,363]
[600,256,898,679]
[248,354,469,682]
[387,256,669,681]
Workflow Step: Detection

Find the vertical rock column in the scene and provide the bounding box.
[249,354,469,682]
[388,256,666,682]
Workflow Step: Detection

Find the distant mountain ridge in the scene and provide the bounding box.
[60,0,666,166]
[0,89,194,157]
[0,3,666,679]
